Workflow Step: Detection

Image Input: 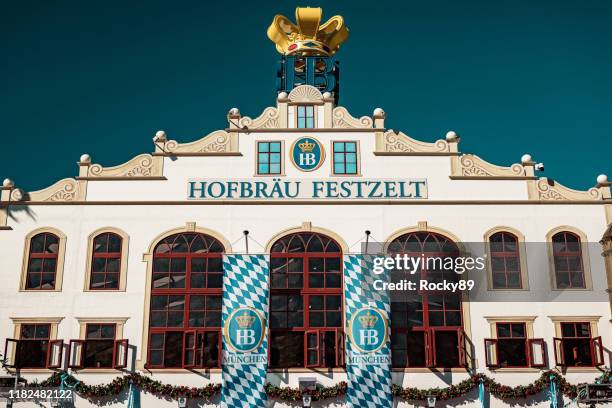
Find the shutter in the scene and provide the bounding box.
[113,339,128,369]
[553,337,565,366]
[528,338,546,368]
[484,338,498,367]
[305,330,320,368]
[3,339,19,369]
[591,336,604,366]
[183,331,197,369]
[68,340,85,369]
[335,330,345,367]
[458,330,467,367]
[425,330,433,368]
[46,339,64,369]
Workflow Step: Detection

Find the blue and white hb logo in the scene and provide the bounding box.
[224,307,265,353]
[291,137,325,171]
[349,307,388,353]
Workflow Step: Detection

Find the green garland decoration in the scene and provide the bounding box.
[27,369,609,403]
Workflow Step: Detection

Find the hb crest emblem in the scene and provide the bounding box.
[224,307,265,353]
[291,137,325,171]
[348,308,388,353]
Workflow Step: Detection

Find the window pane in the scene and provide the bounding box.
[270,142,281,153]
[30,235,46,253]
[258,142,269,153]
[334,153,345,163]
[345,163,357,174]
[334,163,345,174]
[345,142,356,153]
[270,164,281,174]
[334,142,344,152]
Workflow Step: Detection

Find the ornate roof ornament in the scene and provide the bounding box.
[267,7,349,56]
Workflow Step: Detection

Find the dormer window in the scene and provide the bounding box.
[297,105,315,128]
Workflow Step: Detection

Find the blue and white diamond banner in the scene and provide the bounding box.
[221,254,270,408]
[344,254,393,408]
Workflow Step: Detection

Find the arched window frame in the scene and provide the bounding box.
[384,225,473,370]
[20,227,67,292]
[138,225,231,371]
[546,226,592,291]
[266,224,346,369]
[483,227,529,291]
[84,228,129,291]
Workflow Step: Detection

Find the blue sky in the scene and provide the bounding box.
[1,0,610,191]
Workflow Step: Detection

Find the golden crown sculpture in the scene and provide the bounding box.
[236,311,256,328]
[359,311,379,328]
[298,140,316,152]
[267,7,349,56]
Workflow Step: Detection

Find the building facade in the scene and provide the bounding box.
[1,7,611,408]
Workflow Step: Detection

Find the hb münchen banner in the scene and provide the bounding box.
[343,255,393,408]
[221,254,270,408]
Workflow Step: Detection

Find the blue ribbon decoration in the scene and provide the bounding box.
[549,375,558,408]
[127,380,141,408]
[478,378,485,408]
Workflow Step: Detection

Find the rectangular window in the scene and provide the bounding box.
[554,322,603,367]
[332,141,358,175]
[83,324,116,368]
[18,324,50,368]
[257,141,282,175]
[297,105,315,128]
[495,323,528,367]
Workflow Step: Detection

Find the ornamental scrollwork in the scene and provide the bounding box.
[238,107,280,129]
[535,178,602,201]
[459,155,525,178]
[332,107,373,129]
[377,131,449,154]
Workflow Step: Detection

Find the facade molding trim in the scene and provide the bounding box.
[530,177,604,201]
[332,106,373,129]
[81,154,163,179]
[14,178,87,203]
[375,130,455,155]
[238,107,281,130]
[156,130,239,156]
[451,154,527,179]
[6,200,612,206]
[263,223,350,253]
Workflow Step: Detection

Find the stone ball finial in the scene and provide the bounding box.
[445,131,459,142]
[228,108,240,116]
[79,154,91,164]
[373,108,385,117]
[2,178,14,188]
[597,174,608,185]
[153,130,167,143]
[277,92,288,101]
[322,92,332,99]
[521,154,533,164]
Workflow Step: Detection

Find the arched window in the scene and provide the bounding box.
[489,232,522,289]
[89,232,122,290]
[25,233,60,290]
[552,231,585,289]
[269,232,343,368]
[147,233,224,369]
[388,232,467,368]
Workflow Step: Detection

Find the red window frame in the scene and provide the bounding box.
[81,323,117,369]
[552,232,586,289]
[489,232,522,289]
[269,232,343,369]
[5,324,53,369]
[554,322,602,367]
[25,233,59,290]
[388,232,467,369]
[495,322,528,368]
[146,233,224,369]
[89,232,122,290]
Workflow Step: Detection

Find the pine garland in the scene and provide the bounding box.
[27,369,609,403]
